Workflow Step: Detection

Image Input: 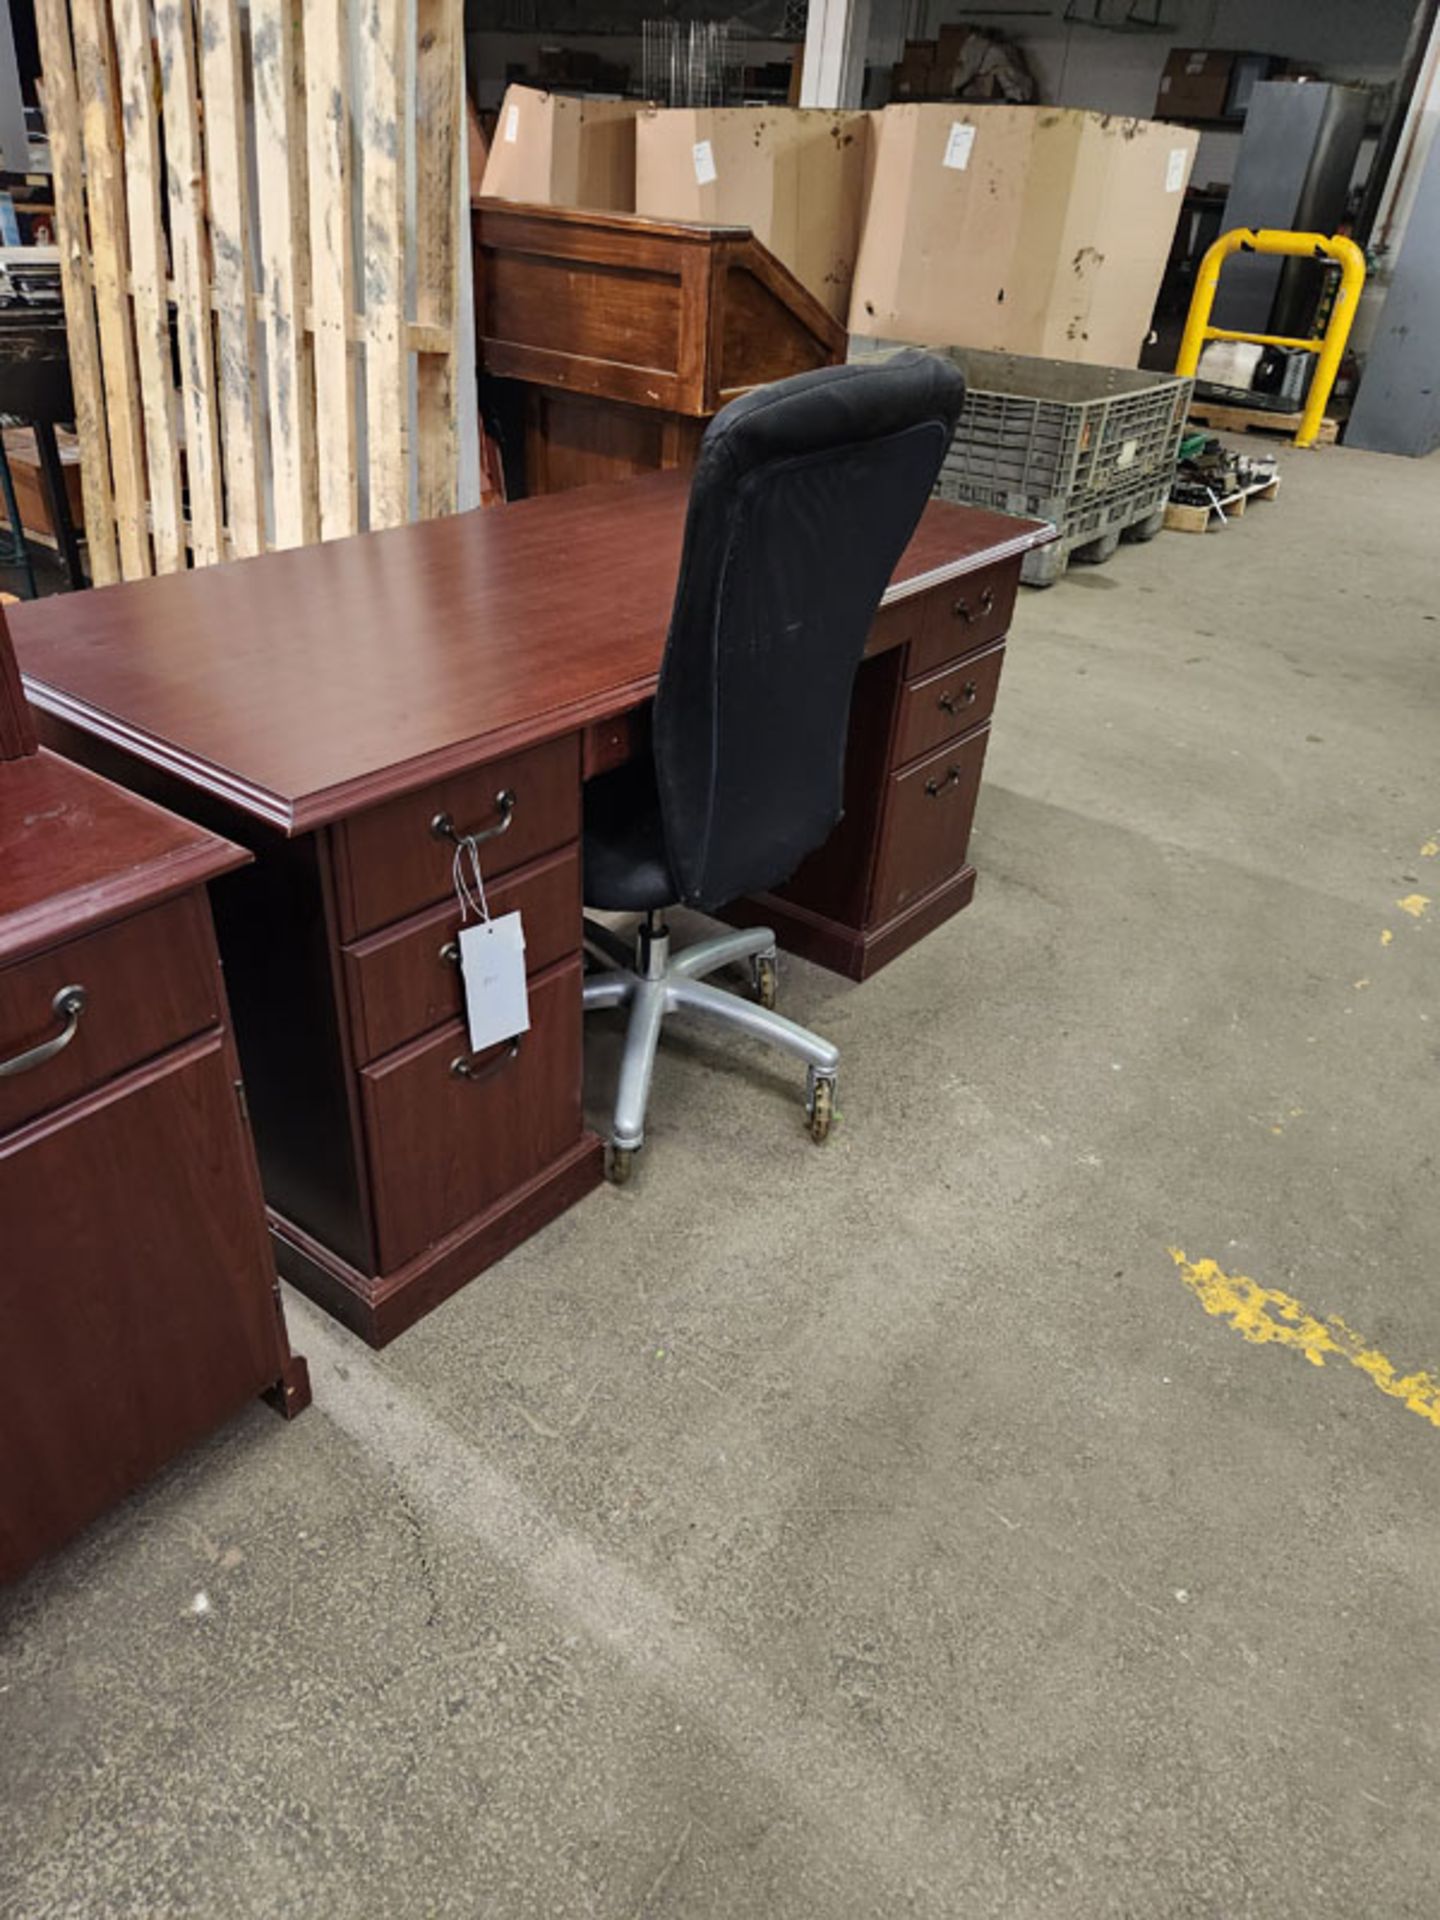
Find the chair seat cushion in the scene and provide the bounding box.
[583,760,678,911]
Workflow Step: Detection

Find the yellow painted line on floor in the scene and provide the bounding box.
[1397,893,1431,919]
[1168,1249,1440,1431]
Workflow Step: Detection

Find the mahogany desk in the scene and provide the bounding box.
[0,610,308,1581]
[11,473,1050,1346]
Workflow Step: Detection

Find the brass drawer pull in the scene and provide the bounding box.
[430,788,516,847]
[450,1037,522,1084]
[938,681,978,716]
[0,984,87,1078]
[924,766,965,799]
[952,585,995,624]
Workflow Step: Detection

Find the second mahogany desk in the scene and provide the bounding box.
[12,472,1051,1345]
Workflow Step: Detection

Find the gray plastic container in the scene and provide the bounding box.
[850,339,1193,586]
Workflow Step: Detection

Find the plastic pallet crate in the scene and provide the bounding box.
[850,338,1193,585]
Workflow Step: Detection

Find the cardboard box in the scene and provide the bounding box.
[849,106,1198,366]
[1155,49,1235,121]
[480,85,638,212]
[634,107,870,321]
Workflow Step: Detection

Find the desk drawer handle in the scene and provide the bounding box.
[938,681,978,716]
[952,586,995,624]
[440,940,461,968]
[450,1037,522,1084]
[430,789,516,848]
[924,766,965,799]
[0,984,87,1078]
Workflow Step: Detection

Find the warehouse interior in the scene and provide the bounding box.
[1,0,1437,1915]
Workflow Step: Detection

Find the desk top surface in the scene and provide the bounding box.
[14,470,1049,835]
[0,750,246,967]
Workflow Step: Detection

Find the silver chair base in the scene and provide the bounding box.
[582,916,840,1169]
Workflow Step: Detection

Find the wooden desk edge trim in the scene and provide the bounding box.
[21,528,1050,836]
[0,835,250,968]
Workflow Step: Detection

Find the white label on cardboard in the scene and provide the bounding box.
[458,911,529,1056]
[943,122,976,171]
[693,139,717,186]
[1166,147,1187,193]
[504,103,519,143]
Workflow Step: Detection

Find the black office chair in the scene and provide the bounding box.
[581,350,966,1181]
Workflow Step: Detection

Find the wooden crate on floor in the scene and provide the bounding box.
[35,0,466,584]
[1188,400,1339,445]
[1164,472,1281,534]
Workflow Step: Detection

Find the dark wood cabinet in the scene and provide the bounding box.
[474,202,845,497]
[0,615,308,1582]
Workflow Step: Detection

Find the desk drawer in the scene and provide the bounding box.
[337,734,580,938]
[343,845,580,1065]
[360,957,583,1272]
[0,894,220,1136]
[872,726,990,926]
[908,558,1017,678]
[893,642,1005,769]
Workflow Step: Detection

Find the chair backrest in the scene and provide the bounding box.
[653,350,965,912]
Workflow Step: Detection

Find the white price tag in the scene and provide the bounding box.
[693,139,717,186]
[943,122,976,171]
[504,103,519,143]
[458,911,530,1056]
[1165,147,1188,193]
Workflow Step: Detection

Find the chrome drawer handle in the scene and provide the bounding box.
[430,789,516,847]
[938,681,978,716]
[450,1037,522,1083]
[439,940,461,968]
[924,766,964,798]
[0,984,87,1078]
[952,586,995,623]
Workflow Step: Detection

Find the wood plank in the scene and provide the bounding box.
[156,0,225,565]
[359,0,408,530]
[112,0,185,572]
[32,0,119,585]
[69,0,151,578]
[304,0,359,539]
[197,0,264,557]
[251,0,318,548]
[414,0,460,519]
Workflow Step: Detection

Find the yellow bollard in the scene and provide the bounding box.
[1175,228,1366,449]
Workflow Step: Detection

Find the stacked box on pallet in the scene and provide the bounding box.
[851,340,1192,584]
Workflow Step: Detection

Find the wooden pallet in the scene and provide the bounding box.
[1164,473,1281,535]
[1188,401,1339,446]
[35,0,465,583]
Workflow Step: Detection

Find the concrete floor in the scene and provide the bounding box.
[3,441,1438,1919]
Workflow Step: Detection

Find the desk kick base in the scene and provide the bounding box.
[268,1135,605,1347]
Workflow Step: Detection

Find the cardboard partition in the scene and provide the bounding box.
[634,107,870,321]
[480,85,639,212]
[849,107,1197,367]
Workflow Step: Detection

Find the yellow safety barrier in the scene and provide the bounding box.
[1175,228,1366,449]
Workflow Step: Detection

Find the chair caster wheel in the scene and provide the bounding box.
[607,1145,637,1185]
[806,1074,836,1144]
[752,954,778,1010]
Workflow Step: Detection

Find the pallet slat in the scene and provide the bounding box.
[197,0,264,557]
[251,0,318,548]
[359,0,408,531]
[112,0,185,572]
[69,0,150,578]
[414,0,460,520]
[156,0,225,565]
[305,0,360,540]
[31,0,118,584]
